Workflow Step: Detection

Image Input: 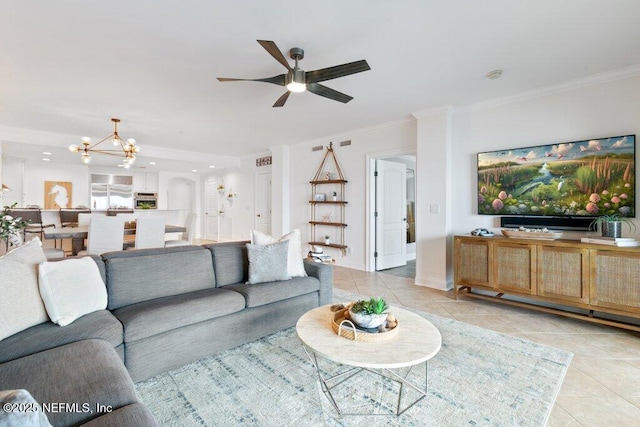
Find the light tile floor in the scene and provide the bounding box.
[332,266,640,427]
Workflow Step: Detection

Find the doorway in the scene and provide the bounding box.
[367,153,416,273]
[254,171,272,235]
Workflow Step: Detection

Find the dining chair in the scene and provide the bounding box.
[133,216,166,249]
[77,216,125,256]
[165,213,197,247]
[9,208,56,243]
[59,208,91,228]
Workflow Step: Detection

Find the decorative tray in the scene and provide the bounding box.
[331,308,399,342]
[501,229,563,240]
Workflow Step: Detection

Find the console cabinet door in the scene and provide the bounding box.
[493,241,536,295]
[537,245,589,304]
[454,237,493,288]
[590,249,640,314]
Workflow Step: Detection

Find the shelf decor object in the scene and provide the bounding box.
[501,228,563,240]
[309,142,347,255]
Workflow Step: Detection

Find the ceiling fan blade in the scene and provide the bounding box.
[257,40,292,71]
[217,74,286,86]
[305,60,370,84]
[307,83,353,103]
[272,91,291,107]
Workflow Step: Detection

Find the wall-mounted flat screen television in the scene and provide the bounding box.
[477,135,635,219]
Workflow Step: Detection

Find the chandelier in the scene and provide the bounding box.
[69,118,140,168]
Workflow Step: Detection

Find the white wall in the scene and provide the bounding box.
[450,73,640,241]
[5,157,91,208]
[290,121,416,270]
[206,153,270,241]
[158,171,202,237]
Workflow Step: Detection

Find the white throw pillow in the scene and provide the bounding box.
[251,229,307,278]
[0,238,49,341]
[38,257,107,326]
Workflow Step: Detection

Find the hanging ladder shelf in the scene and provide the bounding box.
[309,143,348,255]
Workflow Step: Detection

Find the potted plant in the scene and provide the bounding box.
[590,214,636,238]
[0,203,29,252]
[348,297,389,329]
[324,235,331,244]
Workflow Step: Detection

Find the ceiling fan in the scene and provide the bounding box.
[217,40,371,107]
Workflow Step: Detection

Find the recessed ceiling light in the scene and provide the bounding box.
[149,162,156,165]
[209,165,215,169]
[117,164,124,168]
[192,169,197,173]
[42,151,52,155]
[485,69,503,80]
[42,158,50,161]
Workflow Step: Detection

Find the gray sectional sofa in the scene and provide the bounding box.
[0,241,332,426]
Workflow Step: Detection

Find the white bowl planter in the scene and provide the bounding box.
[348,308,387,329]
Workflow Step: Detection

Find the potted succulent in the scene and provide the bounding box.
[348,297,389,329]
[590,214,636,238]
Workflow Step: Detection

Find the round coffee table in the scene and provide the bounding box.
[296,304,442,416]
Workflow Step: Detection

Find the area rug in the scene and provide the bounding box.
[135,289,573,426]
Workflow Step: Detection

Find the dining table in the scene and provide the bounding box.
[43,224,187,255]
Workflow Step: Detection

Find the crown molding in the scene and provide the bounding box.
[294,116,416,148]
[456,64,640,115]
[412,105,454,119]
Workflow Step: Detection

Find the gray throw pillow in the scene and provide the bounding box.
[246,241,290,284]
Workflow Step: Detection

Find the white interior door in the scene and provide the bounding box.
[254,171,271,235]
[205,180,219,241]
[375,159,407,270]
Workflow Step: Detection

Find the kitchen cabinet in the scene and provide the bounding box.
[133,173,158,192]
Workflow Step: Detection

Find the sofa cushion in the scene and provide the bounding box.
[38,257,108,326]
[0,389,51,427]
[102,246,216,309]
[224,276,320,308]
[251,229,307,278]
[204,241,249,287]
[0,310,123,364]
[113,288,246,342]
[246,241,290,284]
[0,238,49,341]
[0,339,141,427]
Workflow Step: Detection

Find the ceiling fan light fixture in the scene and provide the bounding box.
[286,81,306,93]
[286,67,306,92]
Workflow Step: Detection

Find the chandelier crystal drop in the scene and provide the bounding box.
[69,118,140,166]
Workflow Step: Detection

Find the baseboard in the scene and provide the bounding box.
[415,275,453,291]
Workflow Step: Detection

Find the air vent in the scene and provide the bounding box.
[339,140,351,147]
[312,145,323,152]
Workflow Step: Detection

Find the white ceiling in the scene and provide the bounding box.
[1,0,640,170]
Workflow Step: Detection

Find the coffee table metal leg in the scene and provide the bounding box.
[302,344,430,417]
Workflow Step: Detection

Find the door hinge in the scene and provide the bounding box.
[374,211,378,217]
[374,171,378,177]
[374,252,378,258]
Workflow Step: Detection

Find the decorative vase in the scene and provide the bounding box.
[324,237,330,245]
[601,221,622,238]
[348,308,388,329]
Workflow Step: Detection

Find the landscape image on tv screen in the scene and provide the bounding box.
[477,135,635,218]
